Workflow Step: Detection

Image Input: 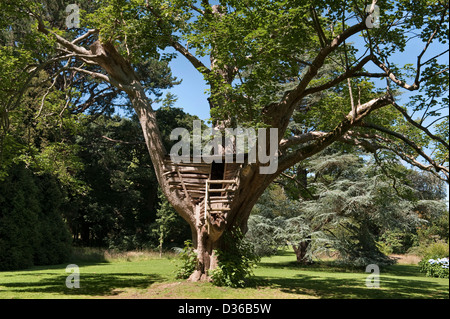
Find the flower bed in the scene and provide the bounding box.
[419,257,449,278]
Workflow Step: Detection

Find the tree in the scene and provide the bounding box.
[299,153,425,266]
[67,102,197,249]
[0,164,72,270]
[153,187,191,256]
[249,152,447,265]
[2,0,448,281]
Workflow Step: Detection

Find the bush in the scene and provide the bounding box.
[33,174,72,265]
[210,228,260,288]
[175,240,197,279]
[410,241,449,259]
[378,230,417,255]
[0,164,72,270]
[419,257,449,278]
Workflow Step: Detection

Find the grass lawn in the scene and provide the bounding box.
[0,249,448,299]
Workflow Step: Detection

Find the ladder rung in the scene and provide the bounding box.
[208,208,231,211]
[209,196,229,200]
[208,199,230,203]
[207,188,233,192]
[207,180,236,184]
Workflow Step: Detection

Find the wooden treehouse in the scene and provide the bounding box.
[163,155,242,234]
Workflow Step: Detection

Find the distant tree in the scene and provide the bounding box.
[0,164,40,270]
[67,98,200,249]
[153,187,191,256]
[0,164,71,270]
[249,152,447,265]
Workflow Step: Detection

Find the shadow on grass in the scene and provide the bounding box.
[1,270,164,297]
[252,261,449,299]
[257,260,363,273]
[258,274,448,299]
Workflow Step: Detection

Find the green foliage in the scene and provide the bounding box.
[377,230,417,255]
[0,164,39,270]
[67,107,195,249]
[419,257,449,279]
[153,188,190,254]
[69,114,158,249]
[0,164,72,270]
[415,241,449,260]
[301,153,423,267]
[210,228,260,288]
[175,240,197,279]
[249,152,447,267]
[246,214,279,257]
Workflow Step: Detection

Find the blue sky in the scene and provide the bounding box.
[165,50,211,122]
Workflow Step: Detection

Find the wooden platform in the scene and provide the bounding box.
[163,156,241,232]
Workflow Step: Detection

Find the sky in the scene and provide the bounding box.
[165,50,211,122]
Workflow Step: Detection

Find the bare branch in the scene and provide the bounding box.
[337,131,448,183]
[359,121,449,175]
[371,56,419,91]
[145,4,211,75]
[71,29,99,45]
[276,94,393,173]
[170,40,211,75]
[392,101,449,149]
[303,55,375,96]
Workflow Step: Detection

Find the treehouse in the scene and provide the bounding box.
[163,156,242,234]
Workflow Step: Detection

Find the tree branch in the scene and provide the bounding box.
[263,20,368,128]
[101,135,145,145]
[276,94,393,174]
[34,15,93,56]
[370,56,419,91]
[279,131,327,151]
[145,4,211,75]
[392,101,449,150]
[359,121,449,175]
[71,29,99,45]
[302,55,375,96]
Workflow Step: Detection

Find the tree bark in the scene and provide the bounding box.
[292,237,311,264]
[189,225,220,281]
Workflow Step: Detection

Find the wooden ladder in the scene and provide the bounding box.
[204,179,236,234]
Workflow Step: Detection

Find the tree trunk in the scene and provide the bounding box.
[188,225,221,281]
[292,237,311,264]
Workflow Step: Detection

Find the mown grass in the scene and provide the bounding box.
[0,249,448,299]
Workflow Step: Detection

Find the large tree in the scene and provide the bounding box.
[2,0,448,281]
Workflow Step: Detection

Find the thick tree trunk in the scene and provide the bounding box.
[186,169,271,281]
[188,225,221,281]
[292,239,311,264]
